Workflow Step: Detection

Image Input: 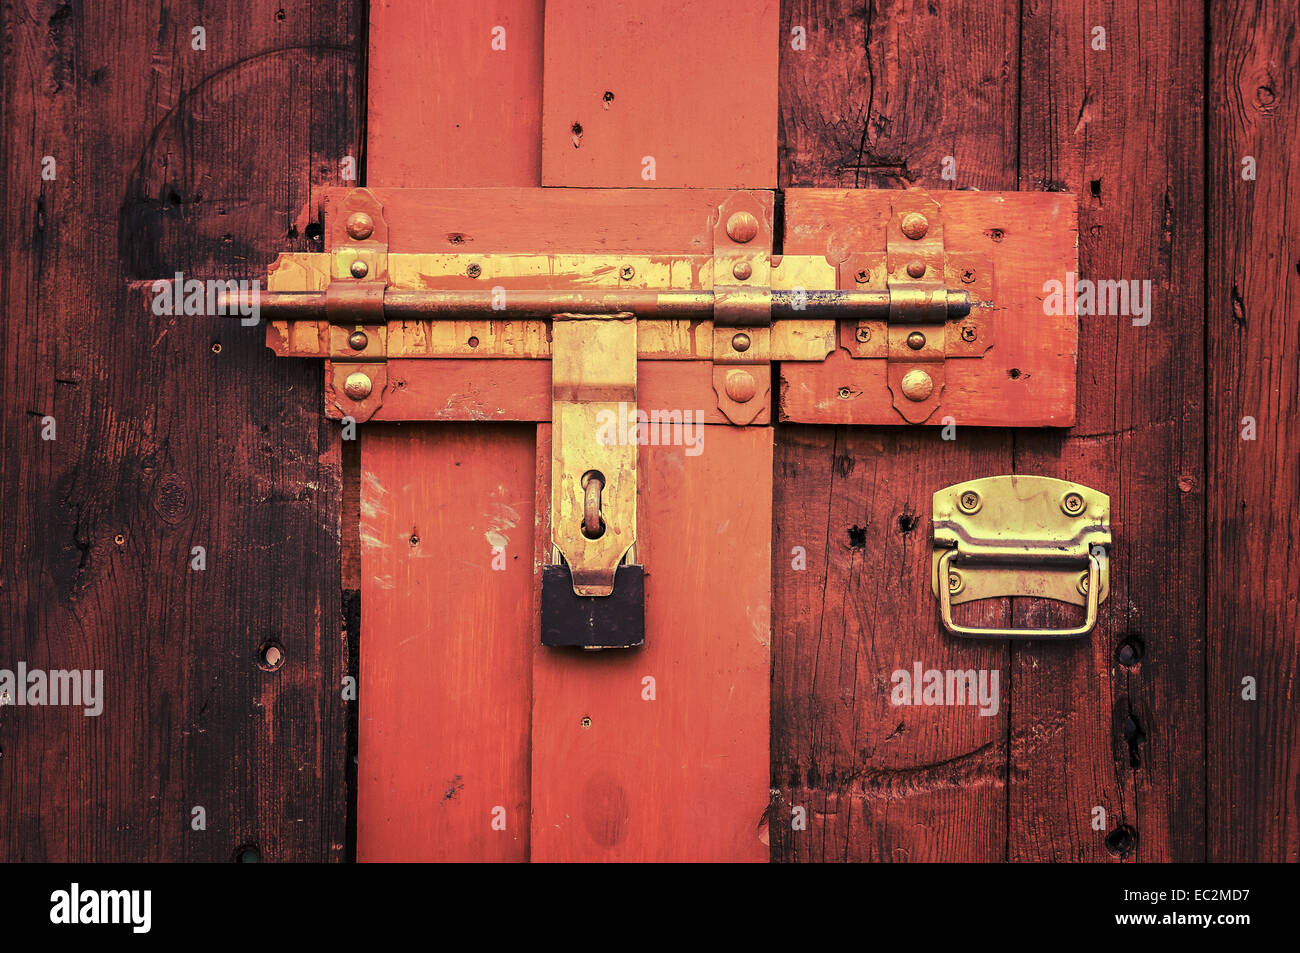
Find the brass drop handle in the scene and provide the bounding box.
[937,548,1103,639]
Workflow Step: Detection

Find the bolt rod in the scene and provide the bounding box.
[218,288,972,321]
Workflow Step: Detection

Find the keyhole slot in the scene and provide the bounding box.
[581,470,606,539]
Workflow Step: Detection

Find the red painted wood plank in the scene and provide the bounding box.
[368,1,545,186]
[359,424,535,861]
[530,426,772,861]
[541,0,779,187]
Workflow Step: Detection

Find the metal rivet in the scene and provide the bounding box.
[855,325,871,343]
[620,264,635,280]
[906,331,926,350]
[906,260,927,278]
[731,332,751,352]
[1062,492,1085,515]
[344,372,373,400]
[899,368,934,402]
[958,491,981,514]
[346,212,374,240]
[901,212,929,240]
[348,330,368,351]
[467,263,482,278]
[725,211,760,244]
[948,570,964,594]
[732,261,752,280]
[725,369,758,403]
[960,325,978,343]
[350,259,369,279]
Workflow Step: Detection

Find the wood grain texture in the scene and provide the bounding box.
[531,426,772,861]
[541,0,780,187]
[1011,0,1206,860]
[1206,0,1300,862]
[358,424,534,861]
[0,0,359,860]
[771,0,1018,862]
[367,0,545,187]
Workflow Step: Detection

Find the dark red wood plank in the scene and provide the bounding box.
[771,0,1018,862]
[0,0,360,860]
[1207,0,1300,862]
[1011,0,1206,860]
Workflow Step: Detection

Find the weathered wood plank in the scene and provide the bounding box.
[1011,0,1206,861]
[1206,0,1300,862]
[771,0,1018,862]
[0,0,359,861]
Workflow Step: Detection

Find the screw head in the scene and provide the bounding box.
[1077,571,1091,596]
[960,325,978,343]
[906,259,927,278]
[731,332,751,353]
[348,330,369,351]
[899,369,934,402]
[948,570,965,594]
[855,325,871,343]
[466,263,482,278]
[350,259,369,279]
[343,372,373,401]
[1062,492,1086,515]
[620,264,635,280]
[958,491,981,514]
[837,386,852,399]
[725,211,760,244]
[732,260,753,280]
[961,268,977,284]
[906,331,926,350]
[854,269,870,284]
[901,212,930,240]
[346,212,374,240]
[724,369,758,403]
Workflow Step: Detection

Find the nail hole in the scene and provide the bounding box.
[304,222,323,243]
[467,336,479,349]
[571,122,583,135]
[847,525,867,549]
[233,844,262,863]
[1115,633,1145,668]
[1104,824,1137,858]
[1089,179,1102,198]
[1008,367,1021,379]
[897,513,919,534]
[1122,713,1145,768]
[258,641,285,672]
[409,533,420,546]
[602,90,614,103]
[274,8,285,20]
